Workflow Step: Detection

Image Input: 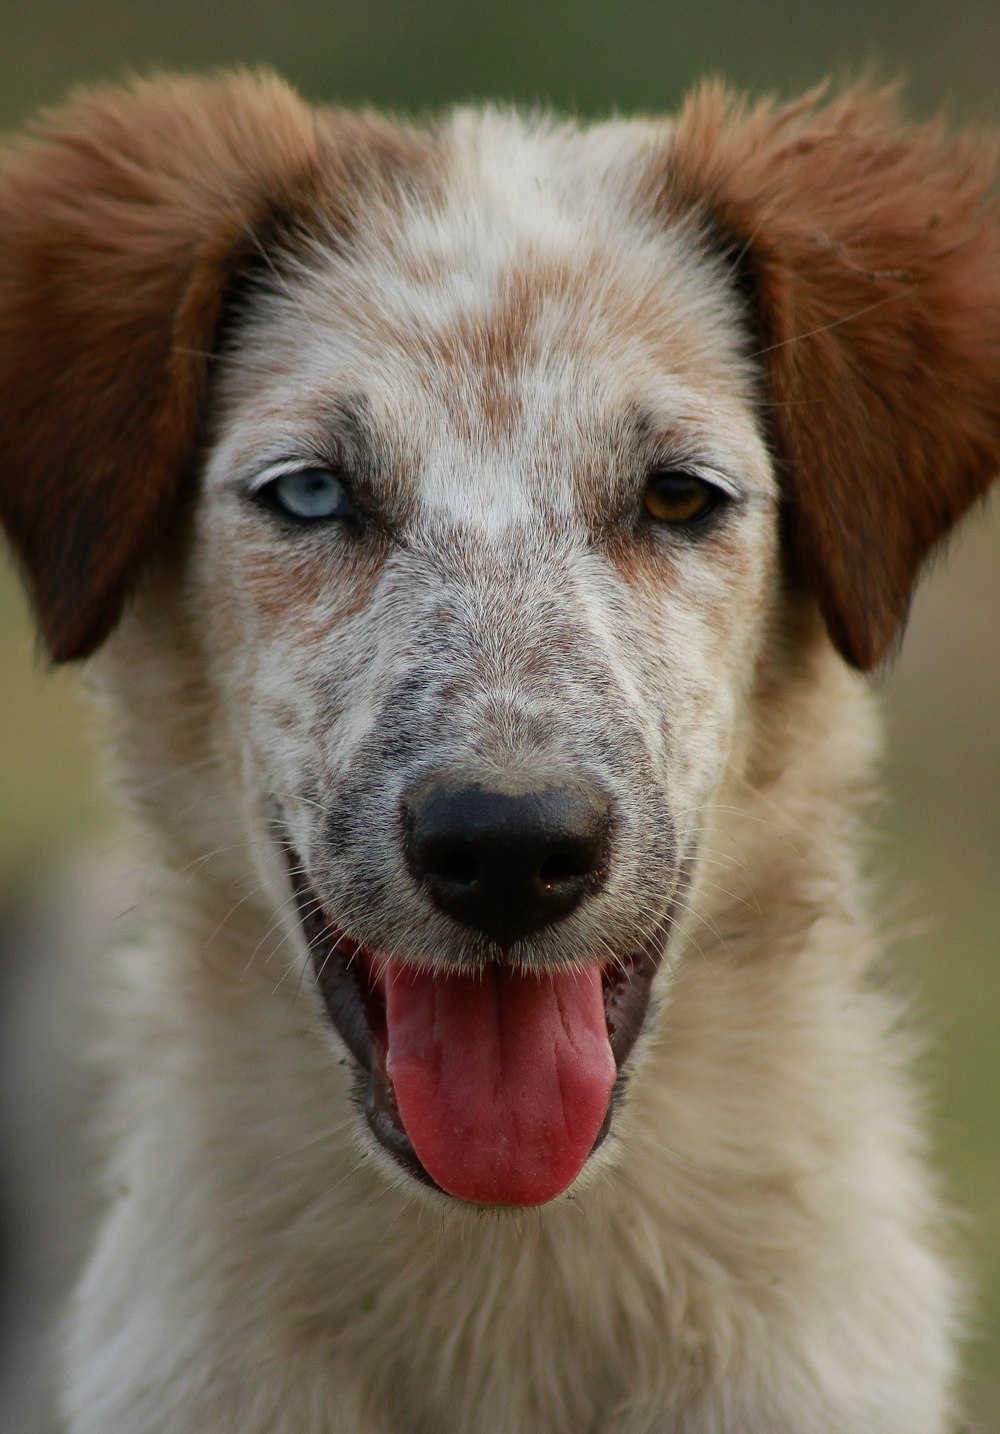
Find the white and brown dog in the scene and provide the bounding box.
[1,72,999,1433]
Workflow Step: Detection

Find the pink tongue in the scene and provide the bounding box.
[384,961,615,1206]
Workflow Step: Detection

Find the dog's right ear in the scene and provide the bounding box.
[0,71,333,661]
[0,72,341,661]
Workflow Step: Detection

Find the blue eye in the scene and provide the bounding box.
[262,467,354,521]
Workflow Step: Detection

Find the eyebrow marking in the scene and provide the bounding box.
[232,394,417,534]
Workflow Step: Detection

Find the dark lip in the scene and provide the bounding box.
[285,846,682,1200]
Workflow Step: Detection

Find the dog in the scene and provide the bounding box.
[1,71,998,1433]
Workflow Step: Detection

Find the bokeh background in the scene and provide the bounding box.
[0,0,997,1426]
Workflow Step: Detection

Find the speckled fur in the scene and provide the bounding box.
[2,74,999,1434]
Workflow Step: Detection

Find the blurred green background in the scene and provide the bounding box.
[0,0,997,1423]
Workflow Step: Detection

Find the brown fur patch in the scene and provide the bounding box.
[410,259,571,440]
[424,253,749,446]
[650,82,1000,669]
[242,534,392,633]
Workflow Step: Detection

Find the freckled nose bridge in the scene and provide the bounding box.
[382,536,631,948]
[417,532,604,698]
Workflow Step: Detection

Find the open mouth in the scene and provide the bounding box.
[287,854,668,1207]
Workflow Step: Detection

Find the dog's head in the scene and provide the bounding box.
[2,74,998,1207]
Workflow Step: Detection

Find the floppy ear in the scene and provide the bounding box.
[0,72,365,661]
[661,83,1000,669]
[0,71,332,661]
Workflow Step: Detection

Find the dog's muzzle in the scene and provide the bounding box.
[284,780,679,1209]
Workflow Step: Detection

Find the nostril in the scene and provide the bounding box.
[538,843,598,887]
[429,844,479,888]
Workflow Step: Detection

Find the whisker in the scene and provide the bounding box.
[749,289,909,359]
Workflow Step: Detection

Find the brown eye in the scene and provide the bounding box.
[642,470,723,526]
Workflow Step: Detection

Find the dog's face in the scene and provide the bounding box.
[2,76,998,1209]
[190,122,779,1200]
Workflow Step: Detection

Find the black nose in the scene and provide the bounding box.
[404,783,611,947]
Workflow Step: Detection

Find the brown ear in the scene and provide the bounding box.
[0,72,334,660]
[660,83,1000,669]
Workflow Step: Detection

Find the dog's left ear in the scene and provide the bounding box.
[662,83,1000,669]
